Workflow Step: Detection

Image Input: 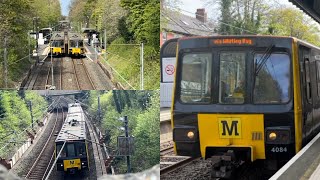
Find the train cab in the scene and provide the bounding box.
[50,33,65,56]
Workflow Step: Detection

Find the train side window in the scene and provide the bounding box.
[305,58,312,102]
[317,61,320,97]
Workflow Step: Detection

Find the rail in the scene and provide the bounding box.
[25,108,63,180]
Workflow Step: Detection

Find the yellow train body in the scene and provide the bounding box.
[63,159,81,171]
[198,114,265,161]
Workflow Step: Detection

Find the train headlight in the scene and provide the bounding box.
[266,127,291,144]
[268,132,277,140]
[187,131,194,139]
[173,126,198,143]
[82,162,84,165]
[61,164,63,167]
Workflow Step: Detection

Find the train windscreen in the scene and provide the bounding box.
[253,53,290,104]
[180,53,212,103]
[177,49,291,104]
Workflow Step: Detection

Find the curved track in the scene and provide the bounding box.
[25,108,64,180]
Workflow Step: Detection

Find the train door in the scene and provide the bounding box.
[299,45,313,142]
[312,50,320,134]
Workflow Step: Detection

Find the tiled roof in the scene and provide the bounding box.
[161,9,217,36]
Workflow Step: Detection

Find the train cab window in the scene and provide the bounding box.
[77,143,86,156]
[254,53,290,104]
[57,144,66,157]
[52,41,63,47]
[180,53,212,103]
[219,52,246,104]
[67,144,76,157]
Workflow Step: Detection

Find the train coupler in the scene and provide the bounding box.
[210,150,240,179]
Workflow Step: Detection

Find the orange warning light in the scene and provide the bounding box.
[213,38,253,45]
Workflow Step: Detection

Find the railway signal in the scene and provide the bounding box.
[117,116,134,173]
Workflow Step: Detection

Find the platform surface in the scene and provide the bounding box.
[270,132,320,180]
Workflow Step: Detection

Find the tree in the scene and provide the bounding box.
[0,0,61,87]
[88,91,157,173]
[207,0,266,35]
[264,7,320,46]
[120,0,160,51]
[132,91,160,172]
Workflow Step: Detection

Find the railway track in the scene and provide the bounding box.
[160,146,174,156]
[160,143,197,175]
[45,57,63,90]
[25,108,64,180]
[72,58,96,90]
[31,62,48,90]
[160,155,197,175]
[85,113,107,176]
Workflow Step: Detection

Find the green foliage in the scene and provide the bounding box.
[217,0,264,35]
[88,90,159,173]
[0,91,31,157]
[24,91,48,123]
[69,0,160,90]
[0,0,61,87]
[264,8,320,46]
[213,0,320,46]
[120,0,160,51]
[132,91,160,172]
[0,91,48,157]
[101,37,159,90]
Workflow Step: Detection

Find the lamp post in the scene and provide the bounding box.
[51,35,54,89]
[28,101,34,131]
[33,17,40,49]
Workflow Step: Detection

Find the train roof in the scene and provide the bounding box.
[69,33,83,40]
[55,104,86,142]
[51,33,64,41]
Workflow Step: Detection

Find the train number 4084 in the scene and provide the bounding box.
[271,147,287,153]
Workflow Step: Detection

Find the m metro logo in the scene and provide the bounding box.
[218,118,242,138]
[70,160,75,165]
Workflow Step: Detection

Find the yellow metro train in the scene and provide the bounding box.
[161,35,320,178]
[55,103,89,174]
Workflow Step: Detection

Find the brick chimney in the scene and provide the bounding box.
[196,8,207,23]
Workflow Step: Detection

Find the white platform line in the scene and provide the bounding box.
[270,132,320,180]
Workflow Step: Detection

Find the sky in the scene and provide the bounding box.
[178,0,295,19]
[60,0,72,16]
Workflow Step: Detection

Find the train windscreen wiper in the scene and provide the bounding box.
[254,45,275,76]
